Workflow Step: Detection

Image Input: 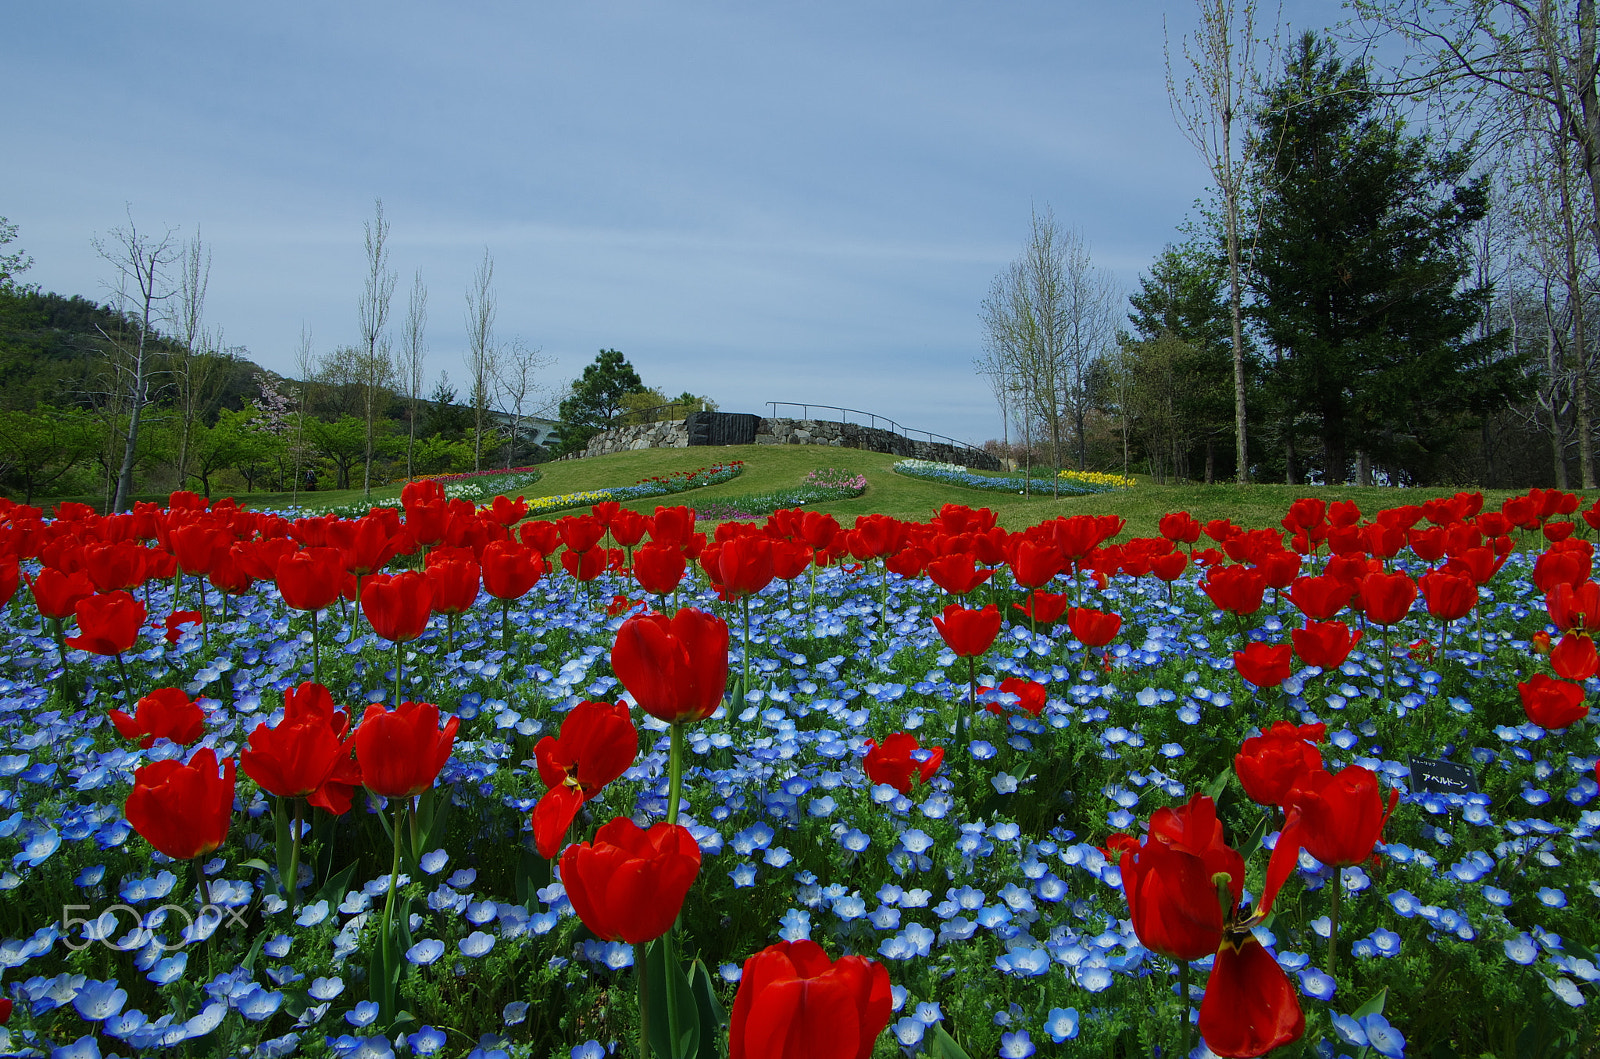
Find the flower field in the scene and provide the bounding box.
[0,484,1596,1059]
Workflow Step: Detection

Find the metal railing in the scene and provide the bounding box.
[764,402,985,457]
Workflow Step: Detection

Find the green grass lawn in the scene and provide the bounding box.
[201,445,1542,538]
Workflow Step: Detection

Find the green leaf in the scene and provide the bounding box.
[240,930,268,973]
[515,843,551,909]
[237,859,273,874]
[311,862,359,911]
[927,1025,974,1059]
[688,959,726,1059]
[1203,766,1231,804]
[1352,986,1388,1020]
[644,938,700,1059]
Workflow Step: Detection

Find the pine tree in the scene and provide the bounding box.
[1250,32,1523,485]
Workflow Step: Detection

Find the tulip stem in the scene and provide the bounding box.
[740,595,752,709]
[393,639,403,706]
[286,798,303,913]
[1178,958,1192,1057]
[1329,873,1341,980]
[501,599,512,650]
[635,951,651,1059]
[310,609,321,685]
[378,797,407,1023]
[667,723,684,826]
[113,652,134,705]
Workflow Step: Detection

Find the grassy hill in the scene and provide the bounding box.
[230,444,1537,538]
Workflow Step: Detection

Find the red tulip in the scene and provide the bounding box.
[1066,607,1122,648]
[560,546,609,583]
[67,591,146,656]
[559,818,700,944]
[168,521,229,576]
[1012,590,1068,627]
[1547,579,1600,635]
[1518,674,1589,729]
[557,514,606,554]
[275,549,344,612]
[483,494,529,527]
[1418,568,1477,622]
[882,545,930,580]
[124,747,235,861]
[1277,765,1398,869]
[708,534,776,598]
[352,701,459,799]
[926,553,993,596]
[605,508,647,548]
[109,687,206,748]
[334,513,406,576]
[648,506,699,547]
[1233,642,1293,688]
[162,611,203,643]
[27,568,95,621]
[481,540,546,601]
[518,519,563,556]
[931,603,1001,658]
[423,558,480,616]
[1233,721,1325,808]
[769,539,813,582]
[1008,539,1064,589]
[1202,565,1266,617]
[1159,511,1202,545]
[1290,621,1362,670]
[83,541,150,593]
[983,676,1048,717]
[1103,794,1245,963]
[728,939,892,1059]
[531,701,639,858]
[1551,633,1599,681]
[1197,930,1306,1059]
[1357,570,1416,626]
[611,608,729,724]
[862,732,943,794]
[241,682,362,814]
[632,542,688,596]
[361,571,433,644]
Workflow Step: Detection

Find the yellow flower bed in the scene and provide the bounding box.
[1057,468,1137,489]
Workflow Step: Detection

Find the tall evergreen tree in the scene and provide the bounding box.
[1123,242,1239,480]
[1250,33,1523,485]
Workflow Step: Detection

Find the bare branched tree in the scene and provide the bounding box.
[400,271,428,480]
[1167,0,1282,484]
[494,338,551,468]
[94,210,180,511]
[465,249,499,472]
[358,199,397,496]
[292,325,316,505]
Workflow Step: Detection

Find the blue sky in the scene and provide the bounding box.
[5,1,1344,446]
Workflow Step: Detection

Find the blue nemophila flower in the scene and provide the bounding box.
[1297,967,1336,1000]
[1044,1007,1080,1043]
[1545,975,1586,1007]
[1538,887,1569,908]
[407,939,446,966]
[571,1042,608,1059]
[778,909,810,941]
[1332,1011,1407,1058]
[309,976,344,1001]
[1505,933,1539,965]
[893,1015,926,1049]
[71,978,126,1021]
[460,931,495,957]
[408,1026,449,1055]
[999,1029,1036,1057]
[236,984,283,1021]
[347,1000,381,1027]
[263,934,292,958]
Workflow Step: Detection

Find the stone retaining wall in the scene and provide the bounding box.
[571,415,1001,470]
